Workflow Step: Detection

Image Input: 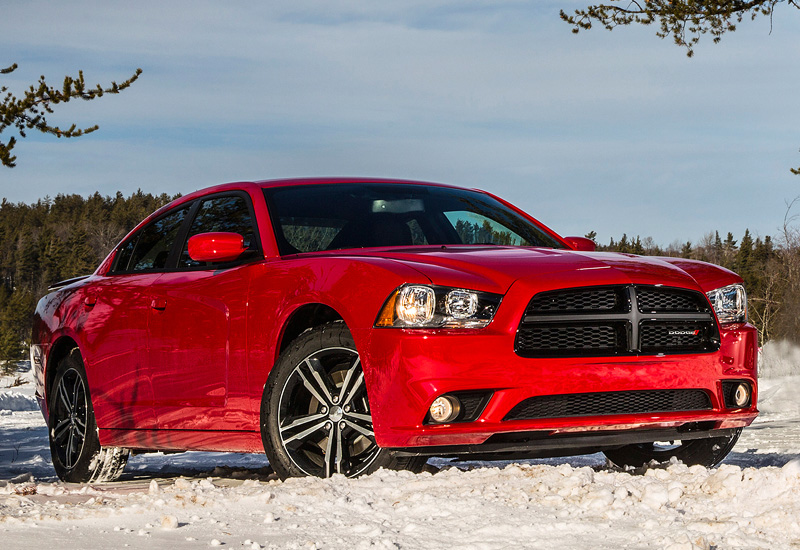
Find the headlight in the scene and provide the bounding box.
[375,285,502,329]
[706,284,747,324]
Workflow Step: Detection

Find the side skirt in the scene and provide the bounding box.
[99,428,263,453]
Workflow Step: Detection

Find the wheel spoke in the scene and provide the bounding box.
[73,416,86,438]
[306,358,334,403]
[296,361,331,406]
[72,378,82,411]
[341,370,365,407]
[345,411,372,423]
[66,428,76,468]
[323,425,336,478]
[282,419,328,445]
[280,412,327,433]
[53,418,71,443]
[345,417,374,438]
[58,379,72,412]
[336,357,360,403]
[335,424,345,475]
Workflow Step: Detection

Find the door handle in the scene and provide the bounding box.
[151,298,167,311]
[84,296,97,308]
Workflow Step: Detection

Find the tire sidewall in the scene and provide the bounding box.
[603,428,743,469]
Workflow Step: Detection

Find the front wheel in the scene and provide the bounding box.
[261,322,425,479]
[603,429,742,469]
[48,349,129,482]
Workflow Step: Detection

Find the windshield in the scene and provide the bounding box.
[263,183,564,255]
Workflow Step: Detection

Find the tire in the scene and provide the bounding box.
[603,428,742,469]
[261,322,426,479]
[48,348,129,483]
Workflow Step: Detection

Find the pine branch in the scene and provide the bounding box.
[0,65,142,168]
[560,0,789,56]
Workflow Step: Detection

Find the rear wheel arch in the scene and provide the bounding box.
[45,336,81,411]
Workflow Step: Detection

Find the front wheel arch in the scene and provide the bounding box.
[277,303,344,357]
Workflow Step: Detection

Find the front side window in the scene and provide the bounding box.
[445,211,530,246]
[263,183,563,255]
[178,195,259,268]
[113,207,189,272]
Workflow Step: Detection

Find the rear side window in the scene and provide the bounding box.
[113,207,189,272]
[178,195,259,268]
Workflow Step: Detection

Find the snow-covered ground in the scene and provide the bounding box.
[2,343,800,549]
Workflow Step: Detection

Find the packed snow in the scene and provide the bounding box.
[2,342,800,549]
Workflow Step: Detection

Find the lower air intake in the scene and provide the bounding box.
[503,389,712,421]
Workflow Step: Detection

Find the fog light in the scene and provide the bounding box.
[429,395,461,423]
[733,383,751,408]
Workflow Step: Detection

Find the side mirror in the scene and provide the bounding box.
[563,236,596,252]
[188,232,246,262]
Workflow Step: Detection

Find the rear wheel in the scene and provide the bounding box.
[48,349,129,482]
[603,429,742,469]
[261,322,425,479]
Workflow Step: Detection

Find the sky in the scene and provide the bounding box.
[1,1,798,246]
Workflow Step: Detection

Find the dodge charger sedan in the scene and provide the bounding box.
[31,178,758,481]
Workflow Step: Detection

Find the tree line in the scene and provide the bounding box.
[0,191,796,371]
[0,191,176,371]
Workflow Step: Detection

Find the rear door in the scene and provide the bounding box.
[147,192,261,431]
[88,205,191,430]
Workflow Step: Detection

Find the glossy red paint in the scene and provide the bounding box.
[187,232,246,263]
[32,178,759,462]
[563,236,597,252]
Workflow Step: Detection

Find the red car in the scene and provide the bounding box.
[31,178,758,482]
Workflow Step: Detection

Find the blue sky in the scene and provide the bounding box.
[1,1,798,246]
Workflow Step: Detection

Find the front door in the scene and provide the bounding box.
[147,193,261,431]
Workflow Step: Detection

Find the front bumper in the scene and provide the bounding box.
[359,301,758,452]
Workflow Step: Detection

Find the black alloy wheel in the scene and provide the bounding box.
[262,322,425,479]
[51,366,89,470]
[278,346,379,477]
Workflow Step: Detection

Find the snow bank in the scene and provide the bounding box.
[760,340,800,378]
[3,462,800,549]
[0,392,37,412]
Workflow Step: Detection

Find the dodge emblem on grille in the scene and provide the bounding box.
[668,329,700,336]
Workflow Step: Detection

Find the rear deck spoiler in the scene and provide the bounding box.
[48,275,91,292]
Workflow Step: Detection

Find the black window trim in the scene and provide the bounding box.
[108,203,194,275]
[108,190,263,275]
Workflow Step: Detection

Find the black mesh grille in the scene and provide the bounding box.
[527,287,623,313]
[516,324,623,353]
[640,323,705,352]
[503,390,712,421]
[637,288,708,313]
[515,285,719,358]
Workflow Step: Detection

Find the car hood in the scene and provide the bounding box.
[342,246,730,295]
